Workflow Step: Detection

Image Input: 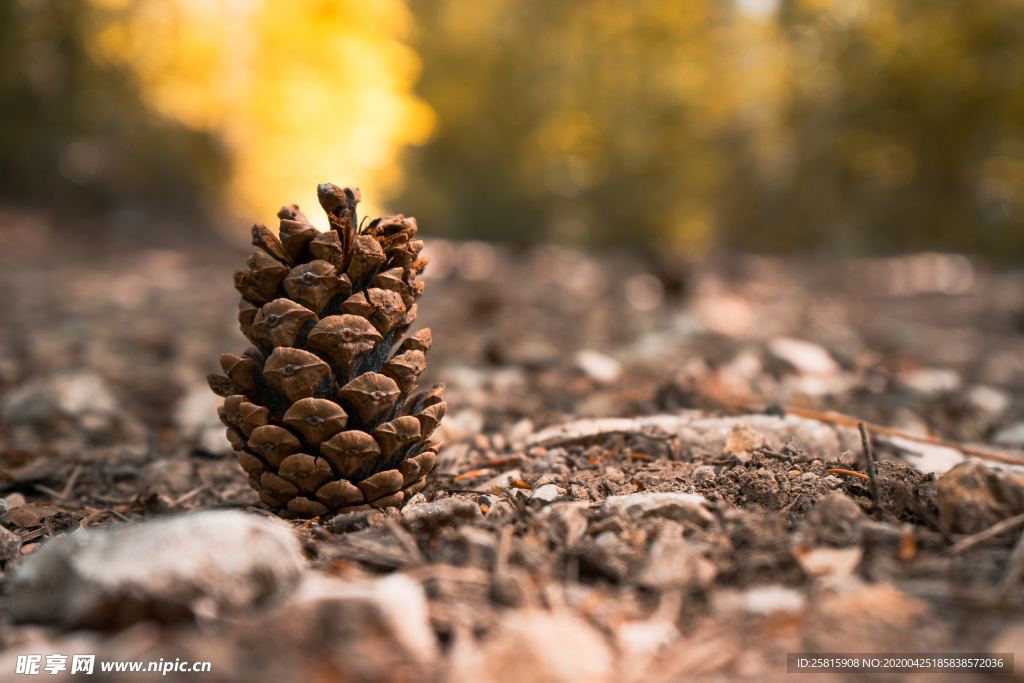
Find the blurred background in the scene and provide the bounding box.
[4,0,1024,259]
[3,3,1024,675]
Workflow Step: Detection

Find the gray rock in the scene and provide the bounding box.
[740,585,806,616]
[938,461,1024,534]
[8,510,305,628]
[174,382,234,455]
[541,502,590,546]
[692,465,717,483]
[768,336,840,376]
[993,422,1024,448]
[636,535,716,590]
[1,372,118,435]
[797,492,865,547]
[474,469,522,492]
[601,492,715,526]
[573,349,623,384]
[0,524,21,562]
[288,572,438,666]
[531,483,562,503]
[447,609,614,683]
[401,497,482,532]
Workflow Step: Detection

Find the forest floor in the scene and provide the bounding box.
[1,217,1024,681]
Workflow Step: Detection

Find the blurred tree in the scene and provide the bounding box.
[0,0,228,232]
[0,0,431,234]
[396,0,743,252]
[398,0,1024,259]
[721,0,1024,257]
[88,0,433,227]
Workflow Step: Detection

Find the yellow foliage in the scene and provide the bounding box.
[87,0,433,228]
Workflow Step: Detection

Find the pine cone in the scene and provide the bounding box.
[208,184,444,518]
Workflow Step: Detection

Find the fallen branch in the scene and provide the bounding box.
[999,528,1024,596]
[525,413,850,455]
[522,408,1024,476]
[947,512,1024,556]
[782,405,1024,468]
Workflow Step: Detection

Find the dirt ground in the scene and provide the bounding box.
[1,216,1024,681]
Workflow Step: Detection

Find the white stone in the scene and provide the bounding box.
[573,349,623,384]
[898,367,961,395]
[174,383,231,454]
[436,408,485,443]
[447,609,614,683]
[993,423,1024,448]
[526,413,854,457]
[795,546,864,579]
[473,469,522,493]
[531,483,562,503]
[889,436,965,475]
[968,385,1011,416]
[768,337,840,376]
[540,502,590,546]
[290,573,437,664]
[8,510,305,627]
[507,418,535,449]
[741,585,806,616]
[1,372,118,430]
[601,492,714,526]
[637,536,716,589]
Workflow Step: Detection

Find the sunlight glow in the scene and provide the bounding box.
[87,0,434,229]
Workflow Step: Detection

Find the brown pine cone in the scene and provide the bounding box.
[208,183,444,518]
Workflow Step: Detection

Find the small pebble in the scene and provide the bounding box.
[2,493,26,512]
[531,483,561,503]
[692,465,717,483]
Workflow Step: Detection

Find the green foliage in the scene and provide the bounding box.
[4,0,1024,257]
[397,0,1024,259]
[396,0,733,250]
[724,0,1024,256]
[0,0,228,228]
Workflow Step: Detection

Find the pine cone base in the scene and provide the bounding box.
[209,184,444,518]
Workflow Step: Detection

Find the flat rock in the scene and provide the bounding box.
[723,424,768,462]
[530,483,562,503]
[993,422,1024,448]
[601,492,714,526]
[447,609,614,683]
[526,413,853,459]
[8,510,305,628]
[401,497,482,532]
[768,336,840,376]
[288,572,437,665]
[740,585,806,616]
[573,349,622,384]
[0,524,21,562]
[794,546,863,579]
[175,382,232,454]
[796,492,865,547]
[937,461,1024,534]
[1,372,118,435]
[540,502,590,546]
[636,535,716,590]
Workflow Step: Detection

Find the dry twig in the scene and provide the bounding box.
[948,512,1024,556]
[859,422,880,508]
[998,527,1024,597]
[783,405,1024,467]
[827,468,870,481]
